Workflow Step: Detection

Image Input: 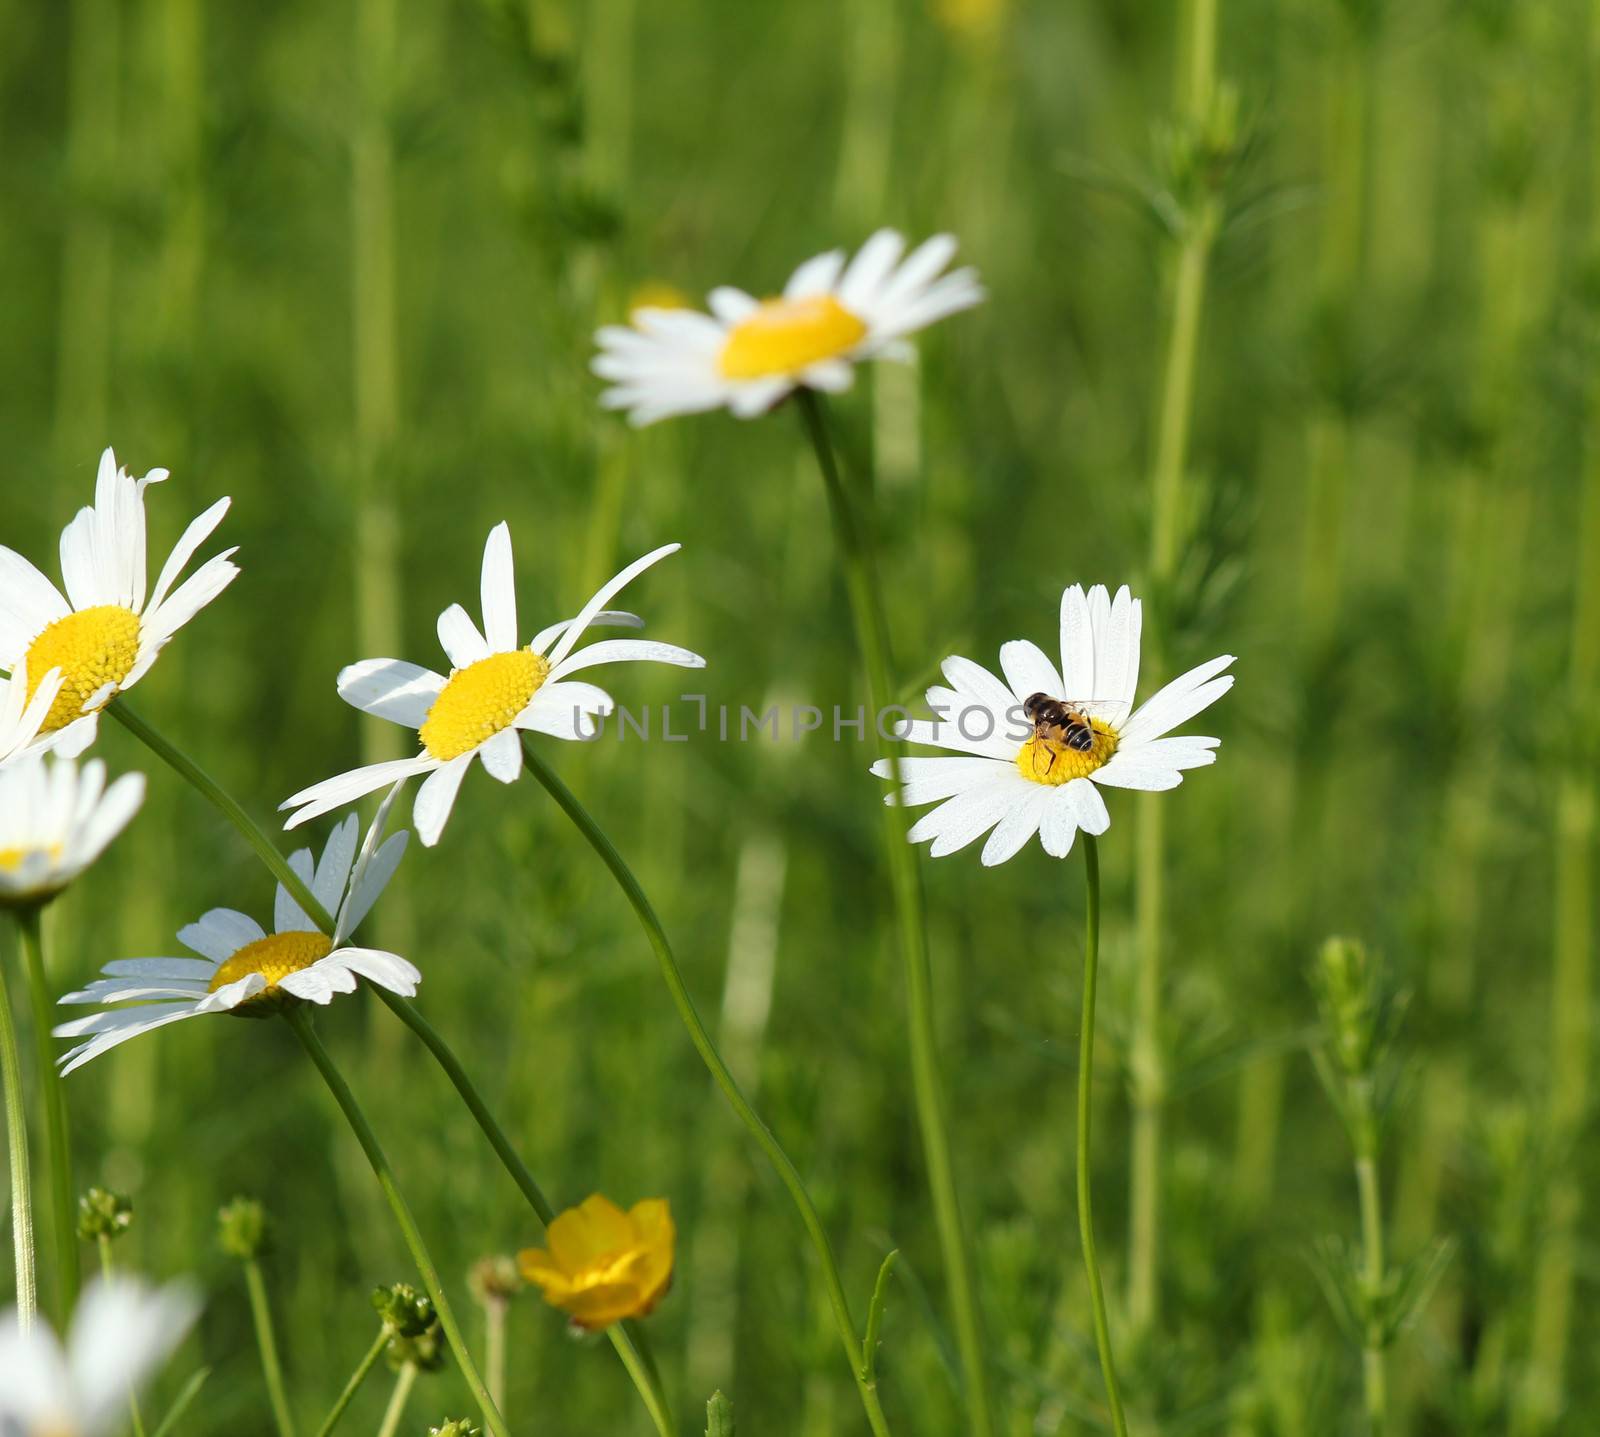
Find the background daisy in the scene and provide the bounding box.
[0,1276,200,1437]
[0,447,238,759]
[280,522,705,846]
[55,811,417,1074]
[0,756,144,908]
[593,230,983,425]
[873,584,1235,866]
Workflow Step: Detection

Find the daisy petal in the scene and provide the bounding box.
[337,659,445,728]
[479,523,518,651]
[437,604,491,669]
[1119,657,1236,746]
[413,753,472,847]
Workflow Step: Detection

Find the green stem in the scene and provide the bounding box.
[1078,835,1129,1437]
[315,1327,389,1437]
[520,737,892,1437]
[16,907,79,1325]
[485,1298,507,1416]
[97,1234,147,1437]
[796,387,989,1437]
[244,1256,298,1437]
[287,1007,509,1437]
[375,1362,416,1437]
[0,943,37,1330]
[108,704,674,1436]
[1355,1141,1387,1435]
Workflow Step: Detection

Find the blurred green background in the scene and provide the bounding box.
[3,0,1598,1432]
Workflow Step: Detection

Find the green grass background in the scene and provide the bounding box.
[2,0,1597,1432]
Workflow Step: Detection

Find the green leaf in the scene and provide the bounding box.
[705,1389,734,1437]
[150,1366,211,1437]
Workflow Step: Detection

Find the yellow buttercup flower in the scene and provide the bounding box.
[518,1195,675,1332]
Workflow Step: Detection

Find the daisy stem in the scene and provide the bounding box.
[16,906,80,1325]
[1078,834,1129,1437]
[520,736,894,1437]
[108,702,677,1436]
[796,389,993,1437]
[286,1006,510,1437]
[0,938,37,1330]
[243,1255,298,1437]
[375,1361,417,1437]
[314,1325,389,1437]
[95,1234,148,1437]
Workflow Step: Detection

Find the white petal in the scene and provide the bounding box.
[57,1004,203,1076]
[1065,777,1110,835]
[870,754,1014,806]
[1119,656,1236,745]
[138,551,239,649]
[70,1277,201,1433]
[338,830,408,940]
[708,287,759,323]
[529,609,642,655]
[101,957,217,980]
[1060,585,1094,700]
[546,546,682,667]
[178,908,266,961]
[907,775,1027,857]
[940,655,1019,726]
[275,848,319,933]
[437,603,491,669]
[326,946,421,997]
[59,978,211,1004]
[59,506,106,611]
[1118,735,1220,770]
[280,756,437,830]
[479,522,518,652]
[549,638,705,679]
[1039,792,1080,858]
[313,814,361,916]
[980,786,1050,866]
[336,659,444,728]
[1089,760,1183,792]
[726,377,792,418]
[784,249,846,299]
[999,639,1063,705]
[277,961,357,1005]
[479,728,523,783]
[412,753,472,847]
[837,230,906,309]
[146,496,231,616]
[0,547,69,666]
[1098,587,1141,717]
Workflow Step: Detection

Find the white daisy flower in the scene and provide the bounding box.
[0,659,65,770]
[0,1276,199,1437]
[0,756,145,908]
[0,447,238,759]
[593,229,984,426]
[872,584,1235,866]
[279,522,705,847]
[55,811,418,1075]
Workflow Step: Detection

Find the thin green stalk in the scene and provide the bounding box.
[315,1327,389,1437]
[485,1298,507,1415]
[244,1256,298,1437]
[108,703,674,1436]
[16,906,79,1324]
[1077,835,1129,1437]
[1355,1141,1387,1434]
[0,945,37,1330]
[96,1235,148,1437]
[1134,0,1221,1333]
[375,1361,417,1437]
[520,737,893,1437]
[286,1007,509,1437]
[796,388,990,1437]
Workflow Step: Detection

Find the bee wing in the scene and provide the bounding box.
[1064,697,1122,719]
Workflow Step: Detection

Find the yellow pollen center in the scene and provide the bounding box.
[209,931,333,998]
[1016,721,1119,786]
[24,605,142,733]
[718,295,869,380]
[419,649,550,761]
[0,844,60,872]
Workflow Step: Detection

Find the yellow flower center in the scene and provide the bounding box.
[1016,721,1119,786]
[418,649,550,761]
[718,295,868,380]
[209,930,333,1003]
[24,605,142,733]
[0,844,60,872]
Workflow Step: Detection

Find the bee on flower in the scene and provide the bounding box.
[593,230,983,425]
[55,808,417,1074]
[0,448,238,759]
[0,1276,199,1437]
[518,1194,675,1332]
[873,584,1235,864]
[280,522,705,847]
[0,756,144,910]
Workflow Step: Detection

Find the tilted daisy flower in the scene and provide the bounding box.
[0,447,238,759]
[0,756,144,909]
[593,229,984,425]
[279,522,705,847]
[55,811,417,1075]
[873,584,1235,866]
[0,660,64,770]
[0,1276,200,1437]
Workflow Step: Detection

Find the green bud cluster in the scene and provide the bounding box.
[371,1280,436,1337]
[76,1186,133,1243]
[217,1196,270,1260]
[430,1421,482,1437]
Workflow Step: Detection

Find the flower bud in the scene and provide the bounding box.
[371,1281,436,1338]
[216,1197,270,1260]
[430,1421,482,1437]
[1313,936,1381,1076]
[76,1186,133,1243]
[468,1255,523,1308]
[387,1324,445,1373]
